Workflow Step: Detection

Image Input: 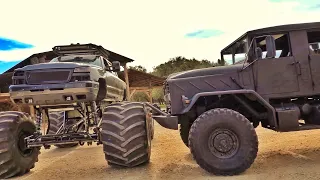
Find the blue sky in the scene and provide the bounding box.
[0,37,34,73]
[0,0,319,73]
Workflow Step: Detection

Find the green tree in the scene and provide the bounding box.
[129,65,147,72]
[128,57,227,103]
[151,56,226,78]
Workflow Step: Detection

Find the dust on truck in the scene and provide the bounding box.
[161,21,320,175]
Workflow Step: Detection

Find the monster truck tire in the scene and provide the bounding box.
[150,117,154,140]
[189,108,258,176]
[48,111,78,148]
[0,111,40,179]
[179,121,192,147]
[101,102,152,167]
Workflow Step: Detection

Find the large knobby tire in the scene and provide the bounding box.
[48,111,78,148]
[179,121,192,147]
[189,108,258,176]
[101,102,152,167]
[0,111,40,179]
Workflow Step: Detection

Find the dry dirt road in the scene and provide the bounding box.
[12,123,320,180]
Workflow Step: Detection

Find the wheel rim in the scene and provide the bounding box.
[17,131,33,157]
[208,128,239,159]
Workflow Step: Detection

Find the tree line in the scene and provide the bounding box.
[129,56,227,103]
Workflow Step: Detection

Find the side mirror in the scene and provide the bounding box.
[255,47,263,59]
[112,61,121,72]
[265,35,276,58]
[311,43,319,50]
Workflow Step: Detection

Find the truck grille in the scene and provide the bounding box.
[26,70,71,85]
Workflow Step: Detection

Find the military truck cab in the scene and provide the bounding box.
[220,22,320,132]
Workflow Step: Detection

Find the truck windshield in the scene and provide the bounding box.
[50,55,103,68]
[221,37,248,65]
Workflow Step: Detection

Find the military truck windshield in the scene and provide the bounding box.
[221,37,248,65]
[221,33,291,65]
[50,55,103,68]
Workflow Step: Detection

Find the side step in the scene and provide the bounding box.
[297,124,320,131]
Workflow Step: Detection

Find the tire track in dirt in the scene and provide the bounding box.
[12,123,320,180]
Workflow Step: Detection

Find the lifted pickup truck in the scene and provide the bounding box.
[0,44,156,179]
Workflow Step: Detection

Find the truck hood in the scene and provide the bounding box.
[167,64,244,80]
[17,62,89,71]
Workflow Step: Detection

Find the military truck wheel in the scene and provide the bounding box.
[0,111,40,179]
[101,102,152,167]
[189,108,258,175]
[48,111,78,148]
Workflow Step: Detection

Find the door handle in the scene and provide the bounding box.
[296,61,302,75]
[290,61,301,75]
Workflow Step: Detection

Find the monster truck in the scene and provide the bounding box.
[0,44,158,179]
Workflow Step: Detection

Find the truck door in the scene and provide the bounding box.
[307,30,320,91]
[253,33,300,95]
[103,59,121,99]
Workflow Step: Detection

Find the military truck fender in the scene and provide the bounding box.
[181,89,277,128]
[96,78,107,101]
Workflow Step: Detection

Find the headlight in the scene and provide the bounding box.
[74,67,90,73]
[13,70,25,76]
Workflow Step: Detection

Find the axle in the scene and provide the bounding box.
[25,132,99,148]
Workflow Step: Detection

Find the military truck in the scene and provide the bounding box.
[162,21,320,175]
[0,44,157,179]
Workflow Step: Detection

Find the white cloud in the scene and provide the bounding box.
[0,0,319,71]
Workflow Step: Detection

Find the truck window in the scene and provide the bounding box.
[255,34,291,58]
[50,55,103,68]
[307,31,320,54]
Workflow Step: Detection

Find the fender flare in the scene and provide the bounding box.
[181,89,277,127]
[96,78,107,101]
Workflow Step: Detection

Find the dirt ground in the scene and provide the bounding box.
[13,122,320,180]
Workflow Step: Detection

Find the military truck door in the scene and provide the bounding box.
[253,33,300,95]
[307,30,320,91]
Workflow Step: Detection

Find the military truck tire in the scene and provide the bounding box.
[101,102,152,167]
[48,111,78,148]
[189,108,258,176]
[179,121,192,147]
[0,111,40,179]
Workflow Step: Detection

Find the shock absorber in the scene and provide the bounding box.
[35,108,43,134]
[91,101,98,125]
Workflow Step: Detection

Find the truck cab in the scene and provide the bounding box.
[220,22,320,131]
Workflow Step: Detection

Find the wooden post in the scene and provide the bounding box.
[123,63,130,101]
[129,89,136,100]
[148,90,153,103]
[148,78,152,103]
